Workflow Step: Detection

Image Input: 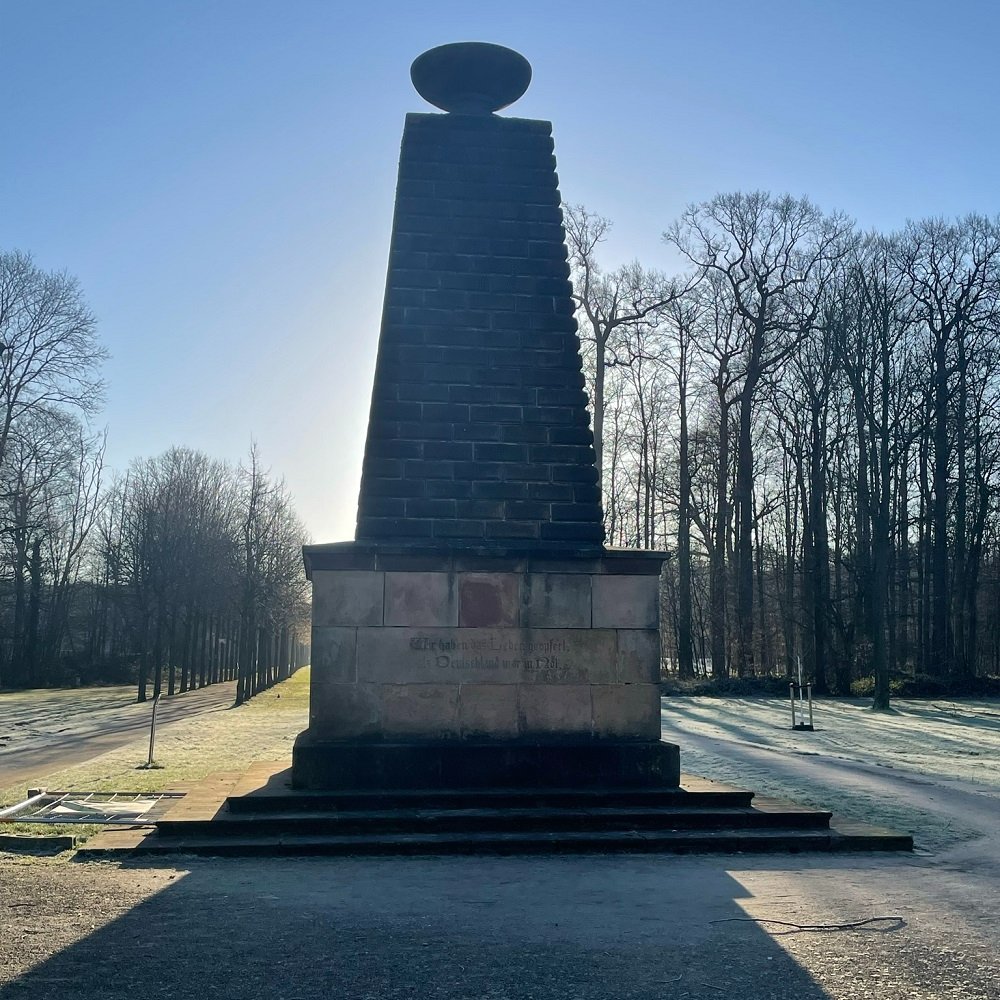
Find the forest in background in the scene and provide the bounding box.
[569,194,1000,706]
[0,250,310,700]
[5,188,1000,708]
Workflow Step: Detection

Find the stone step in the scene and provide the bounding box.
[224,785,755,814]
[157,803,831,839]
[76,824,911,859]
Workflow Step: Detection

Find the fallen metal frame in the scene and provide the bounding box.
[0,789,184,827]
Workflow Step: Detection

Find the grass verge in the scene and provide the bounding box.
[0,668,310,844]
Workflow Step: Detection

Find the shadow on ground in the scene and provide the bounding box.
[0,855,854,1000]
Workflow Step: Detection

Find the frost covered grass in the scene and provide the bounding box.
[663,696,1000,785]
[0,684,141,754]
[4,679,996,854]
[0,669,310,839]
[661,695,1000,851]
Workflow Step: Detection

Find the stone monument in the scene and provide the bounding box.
[292,42,678,790]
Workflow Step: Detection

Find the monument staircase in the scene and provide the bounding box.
[77,763,911,857]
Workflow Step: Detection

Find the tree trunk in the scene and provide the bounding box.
[872,332,894,710]
[25,538,43,685]
[781,452,797,678]
[152,613,164,700]
[593,331,607,491]
[676,348,694,678]
[809,405,834,693]
[710,386,730,679]
[930,332,951,680]
[734,350,760,678]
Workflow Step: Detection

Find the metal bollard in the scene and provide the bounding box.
[790,681,815,731]
[147,694,160,767]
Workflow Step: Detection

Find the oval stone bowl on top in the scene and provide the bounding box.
[410,42,532,115]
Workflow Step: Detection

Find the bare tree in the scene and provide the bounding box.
[0,411,105,686]
[564,206,683,503]
[662,296,704,677]
[896,216,1000,683]
[0,251,105,471]
[666,193,855,676]
[234,445,309,704]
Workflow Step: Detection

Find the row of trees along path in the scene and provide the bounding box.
[0,250,309,704]
[567,195,1000,709]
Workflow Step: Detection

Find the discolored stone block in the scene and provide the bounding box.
[518,683,592,736]
[381,683,461,737]
[591,684,661,740]
[312,570,384,627]
[616,629,661,683]
[308,682,381,739]
[458,683,519,737]
[522,573,591,627]
[458,573,520,626]
[384,571,458,626]
[591,574,660,629]
[311,627,358,684]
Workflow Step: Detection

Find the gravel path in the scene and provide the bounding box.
[0,850,997,999]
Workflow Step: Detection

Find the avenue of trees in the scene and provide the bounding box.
[568,196,1000,705]
[0,251,310,701]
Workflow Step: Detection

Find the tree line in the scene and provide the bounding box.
[0,250,310,701]
[568,195,1000,706]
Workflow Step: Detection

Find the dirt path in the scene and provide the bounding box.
[0,683,237,789]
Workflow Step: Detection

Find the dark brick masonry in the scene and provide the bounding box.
[356,113,604,549]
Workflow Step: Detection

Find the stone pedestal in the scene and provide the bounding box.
[292,543,677,789]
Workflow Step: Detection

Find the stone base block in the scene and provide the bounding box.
[291,735,680,790]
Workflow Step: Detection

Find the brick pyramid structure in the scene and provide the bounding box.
[356,110,603,550]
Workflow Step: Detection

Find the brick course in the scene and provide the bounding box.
[356,112,603,549]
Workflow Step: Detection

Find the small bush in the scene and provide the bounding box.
[50,653,139,687]
[894,673,1000,698]
[661,675,795,697]
[968,675,1000,697]
[893,674,949,698]
[666,671,1000,700]
[850,676,874,698]
[849,676,904,698]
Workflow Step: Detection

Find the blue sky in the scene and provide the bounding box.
[4,0,998,541]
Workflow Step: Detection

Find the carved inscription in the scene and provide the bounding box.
[410,634,570,678]
[357,628,618,685]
